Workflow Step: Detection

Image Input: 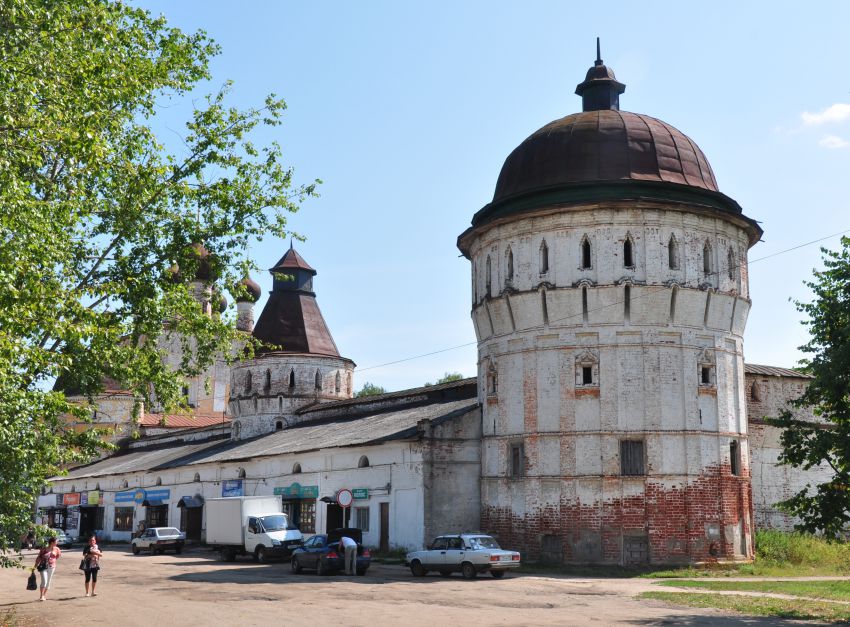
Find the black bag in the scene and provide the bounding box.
[27,571,37,591]
[79,558,87,571]
[36,562,47,572]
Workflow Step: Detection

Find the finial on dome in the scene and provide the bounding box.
[575,39,626,112]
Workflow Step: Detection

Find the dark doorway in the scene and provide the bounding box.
[79,507,104,538]
[380,502,389,553]
[146,505,168,528]
[181,508,202,542]
[47,509,66,530]
[326,503,343,531]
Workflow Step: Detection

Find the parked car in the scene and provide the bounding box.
[406,534,520,579]
[50,528,74,549]
[131,527,185,555]
[290,528,370,576]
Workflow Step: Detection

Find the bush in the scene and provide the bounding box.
[755,529,850,571]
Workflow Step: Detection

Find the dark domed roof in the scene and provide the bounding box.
[235,275,261,303]
[493,110,719,202]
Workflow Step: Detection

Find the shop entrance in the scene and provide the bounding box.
[145,505,168,528]
[79,507,104,539]
[325,503,343,531]
[181,508,202,542]
[379,502,389,553]
[46,508,66,530]
[283,499,317,534]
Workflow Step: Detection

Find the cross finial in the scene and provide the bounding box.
[595,37,602,66]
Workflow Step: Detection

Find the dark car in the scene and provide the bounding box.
[291,528,370,576]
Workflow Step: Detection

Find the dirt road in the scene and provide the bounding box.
[0,547,818,626]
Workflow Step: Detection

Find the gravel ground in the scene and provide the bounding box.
[0,547,824,626]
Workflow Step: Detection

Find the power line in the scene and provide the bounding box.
[356,228,850,373]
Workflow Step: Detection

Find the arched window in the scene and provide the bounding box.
[193,473,200,482]
[730,441,741,476]
[315,370,322,390]
[289,369,295,388]
[486,362,498,396]
[335,371,341,394]
[275,420,283,431]
[703,241,712,275]
[122,480,129,489]
[485,255,492,297]
[624,284,631,322]
[727,247,736,281]
[264,369,272,393]
[539,240,549,274]
[623,236,634,268]
[245,371,252,394]
[750,382,761,402]
[668,235,680,270]
[232,421,241,440]
[505,247,514,285]
[253,395,258,412]
[357,455,370,468]
[238,468,246,479]
[581,285,589,323]
[155,477,162,486]
[580,236,592,270]
[292,463,302,474]
[278,396,283,411]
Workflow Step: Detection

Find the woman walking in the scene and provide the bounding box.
[34,536,62,601]
[82,535,103,597]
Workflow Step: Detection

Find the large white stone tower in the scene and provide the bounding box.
[457,47,762,565]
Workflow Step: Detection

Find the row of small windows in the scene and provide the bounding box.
[487,350,716,394]
[481,236,741,297]
[508,439,741,478]
[241,369,345,394]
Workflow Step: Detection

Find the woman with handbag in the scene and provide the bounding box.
[34,536,61,601]
[82,535,103,597]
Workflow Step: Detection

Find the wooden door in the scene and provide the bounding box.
[379,502,389,553]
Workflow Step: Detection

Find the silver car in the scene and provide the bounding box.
[131,527,185,555]
[406,534,521,579]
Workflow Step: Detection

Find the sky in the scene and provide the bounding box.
[134,1,850,393]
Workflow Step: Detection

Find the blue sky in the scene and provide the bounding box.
[136,1,850,392]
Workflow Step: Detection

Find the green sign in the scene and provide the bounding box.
[274,483,318,499]
[352,488,368,499]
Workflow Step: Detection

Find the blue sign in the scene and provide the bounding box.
[222,480,243,497]
[115,490,141,503]
[145,488,171,501]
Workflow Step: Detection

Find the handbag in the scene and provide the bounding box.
[36,561,47,572]
[79,558,87,571]
[27,571,37,591]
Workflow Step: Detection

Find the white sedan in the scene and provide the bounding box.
[131,527,185,555]
[406,534,520,579]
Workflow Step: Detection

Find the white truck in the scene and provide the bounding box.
[205,495,304,562]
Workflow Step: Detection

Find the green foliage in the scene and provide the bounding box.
[655,578,850,601]
[768,237,850,537]
[754,529,850,571]
[0,0,316,564]
[355,382,387,398]
[640,591,850,622]
[424,372,464,386]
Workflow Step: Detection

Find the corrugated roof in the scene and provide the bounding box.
[744,363,812,379]
[139,414,230,428]
[57,397,478,481]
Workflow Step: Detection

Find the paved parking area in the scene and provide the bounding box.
[0,547,821,626]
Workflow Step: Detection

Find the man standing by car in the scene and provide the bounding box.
[339,535,357,575]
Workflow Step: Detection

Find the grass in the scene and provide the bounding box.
[641,591,850,622]
[655,578,850,602]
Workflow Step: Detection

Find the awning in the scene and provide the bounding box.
[142,499,165,507]
[177,496,204,509]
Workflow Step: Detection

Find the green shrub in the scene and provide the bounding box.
[754,529,850,571]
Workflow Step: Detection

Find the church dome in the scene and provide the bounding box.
[462,42,761,247]
[493,110,719,202]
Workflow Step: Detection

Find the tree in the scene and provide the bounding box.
[771,236,850,537]
[355,382,387,398]
[424,372,465,387]
[0,0,317,563]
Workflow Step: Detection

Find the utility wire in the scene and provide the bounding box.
[356,228,850,373]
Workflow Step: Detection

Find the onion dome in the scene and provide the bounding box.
[462,39,762,248]
[189,242,212,281]
[218,293,228,313]
[235,274,262,303]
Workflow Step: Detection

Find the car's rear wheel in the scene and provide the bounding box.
[491,570,506,579]
[291,557,303,574]
[316,559,327,576]
[461,562,476,579]
[132,545,140,555]
[410,560,427,577]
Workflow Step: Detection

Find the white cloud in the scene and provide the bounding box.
[801,103,850,126]
[818,135,849,149]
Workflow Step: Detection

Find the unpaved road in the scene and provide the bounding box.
[0,547,820,626]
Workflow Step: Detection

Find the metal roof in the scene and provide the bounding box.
[56,397,478,481]
[744,363,812,379]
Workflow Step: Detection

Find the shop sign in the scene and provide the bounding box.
[55,494,64,507]
[274,483,318,499]
[115,490,139,503]
[80,490,100,506]
[63,493,81,506]
[352,488,369,500]
[221,480,243,497]
[144,488,171,501]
